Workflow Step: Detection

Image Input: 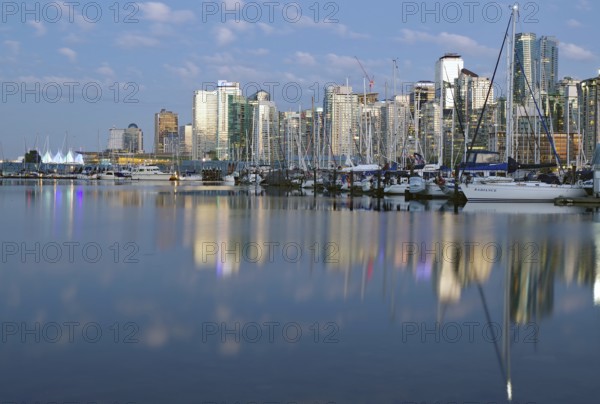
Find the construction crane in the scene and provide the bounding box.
[355,56,374,92]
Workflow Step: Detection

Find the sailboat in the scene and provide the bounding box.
[461,5,586,202]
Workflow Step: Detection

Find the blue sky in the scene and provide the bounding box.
[1,0,598,158]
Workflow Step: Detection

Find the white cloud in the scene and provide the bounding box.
[561,43,596,61]
[202,52,234,65]
[164,61,200,80]
[139,2,195,23]
[3,40,20,54]
[214,27,236,46]
[96,63,115,77]
[295,16,368,39]
[576,0,592,10]
[287,51,317,66]
[566,19,582,28]
[116,33,160,48]
[63,33,85,44]
[247,48,269,56]
[28,21,47,36]
[397,29,495,56]
[326,53,360,70]
[58,47,77,62]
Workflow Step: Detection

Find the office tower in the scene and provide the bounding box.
[435,53,464,110]
[154,109,178,154]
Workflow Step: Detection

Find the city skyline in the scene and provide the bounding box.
[1,0,599,158]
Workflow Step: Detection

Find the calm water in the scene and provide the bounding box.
[1,180,599,404]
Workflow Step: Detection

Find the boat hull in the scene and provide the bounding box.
[462,182,588,202]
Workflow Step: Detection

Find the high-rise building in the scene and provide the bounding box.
[578,71,600,161]
[323,85,359,159]
[108,128,125,151]
[154,109,178,154]
[455,68,494,112]
[514,32,538,104]
[192,89,218,160]
[381,95,412,163]
[435,53,464,110]
[216,81,242,160]
[179,124,193,158]
[539,36,559,96]
[248,90,279,165]
[107,124,143,152]
[124,123,143,153]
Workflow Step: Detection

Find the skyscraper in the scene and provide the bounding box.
[179,124,193,158]
[514,32,538,104]
[435,53,464,110]
[216,81,242,160]
[578,71,600,161]
[323,85,359,159]
[154,109,178,154]
[192,89,218,160]
[538,36,559,96]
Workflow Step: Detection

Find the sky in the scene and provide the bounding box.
[1,0,598,158]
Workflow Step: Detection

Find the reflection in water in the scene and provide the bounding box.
[1,182,599,403]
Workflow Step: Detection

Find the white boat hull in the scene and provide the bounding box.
[384,184,408,195]
[131,173,174,181]
[462,182,587,202]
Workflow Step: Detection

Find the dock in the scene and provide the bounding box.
[555,197,600,207]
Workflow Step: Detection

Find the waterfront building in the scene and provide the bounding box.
[248,90,279,165]
[154,109,178,154]
[192,89,218,160]
[179,124,193,159]
[578,71,600,161]
[107,128,125,151]
[514,32,538,105]
[323,85,359,160]
[435,53,464,110]
[539,35,559,96]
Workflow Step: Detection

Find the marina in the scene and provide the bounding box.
[3,1,600,402]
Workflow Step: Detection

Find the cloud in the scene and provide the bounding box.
[116,33,160,48]
[247,48,269,56]
[561,43,596,61]
[202,52,234,65]
[566,19,582,28]
[58,47,77,62]
[576,0,592,10]
[295,16,368,39]
[164,61,200,80]
[139,2,195,23]
[397,29,495,56]
[3,40,20,54]
[28,21,47,36]
[214,27,236,46]
[96,63,115,77]
[287,51,317,66]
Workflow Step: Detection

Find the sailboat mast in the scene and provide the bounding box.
[505,4,518,161]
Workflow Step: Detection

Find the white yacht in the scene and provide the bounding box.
[130,165,177,181]
[462,181,587,202]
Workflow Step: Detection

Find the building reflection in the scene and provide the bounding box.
[180,198,598,324]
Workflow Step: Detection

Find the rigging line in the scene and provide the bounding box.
[514,52,563,171]
[464,12,513,177]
